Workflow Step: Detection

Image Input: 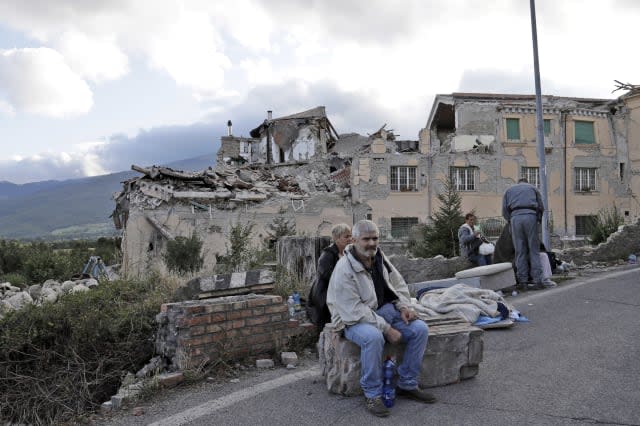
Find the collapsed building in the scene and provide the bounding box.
[113,86,640,278]
[422,88,640,237]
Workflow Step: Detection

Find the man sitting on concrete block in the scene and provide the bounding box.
[327,220,437,418]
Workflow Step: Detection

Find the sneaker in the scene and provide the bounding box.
[365,396,390,417]
[515,282,528,292]
[396,387,437,404]
[543,279,557,288]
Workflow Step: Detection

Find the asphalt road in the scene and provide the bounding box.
[99,266,640,426]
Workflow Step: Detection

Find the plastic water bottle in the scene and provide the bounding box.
[382,357,396,408]
[292,291,301,312]
[287,296,296,318]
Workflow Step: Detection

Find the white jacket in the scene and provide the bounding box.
[326,246,412,333]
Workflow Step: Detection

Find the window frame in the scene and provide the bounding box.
[574,167,598,192]
[574,120,596,144]
[390,166,418,192]
[390,217,419,239]
[520,166,540,188]
[450,166,476,192]
[543,119,551,137]
[506,118,521,141]
[575,215,597,237]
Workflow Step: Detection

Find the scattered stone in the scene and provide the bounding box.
[230,378,240,383]
[100,401,113,413]
[132,406,145,416]
[6,291,33,310]
[39,287,58,304]
[28,284,42,300]
[61,281,76,293]
[281,351,298,366]
[135,356,165,379]
[110,394,125,410]
[70,284,90,294]
[42,279,60,288]
[157,372,184,388]
[256,359,274,369]
[286,364,296,369]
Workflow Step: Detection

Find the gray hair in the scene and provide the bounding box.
[352,220,379,238]
[331,223,351,240]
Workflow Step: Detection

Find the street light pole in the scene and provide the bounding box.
[530,0,550,249]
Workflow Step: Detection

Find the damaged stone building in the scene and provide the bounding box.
[113,87,640,278]
[422,89,640,237]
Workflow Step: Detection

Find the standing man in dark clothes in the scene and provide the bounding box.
[502,178,545,290]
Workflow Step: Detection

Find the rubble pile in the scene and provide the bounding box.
[112,161,351,229]
[0,278,99,320]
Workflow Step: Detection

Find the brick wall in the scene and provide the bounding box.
[155,294,313,369]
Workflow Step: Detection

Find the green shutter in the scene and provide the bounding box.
[543,119,551,136]
[575,121,595,144]
[506,118,520,140]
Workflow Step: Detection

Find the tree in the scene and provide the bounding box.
[409,177,464,258]
[266,207,296,244]
[163,233,204,275]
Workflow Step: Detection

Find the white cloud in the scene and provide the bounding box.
[57,31,129,82]
[0,48,93,117]
[146,10,231,96]
[0,99,15,117]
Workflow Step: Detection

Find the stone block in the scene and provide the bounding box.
[110,394,125,410]
[101,401,113,413]
[319,315,483,396]
[281,351,298,366]
[256,358,275,369]
[157,372,184,388]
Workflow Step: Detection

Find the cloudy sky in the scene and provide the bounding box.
[0,0,638,183]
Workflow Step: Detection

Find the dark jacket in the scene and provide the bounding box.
[493,223,515,264]
[306,244,340,330]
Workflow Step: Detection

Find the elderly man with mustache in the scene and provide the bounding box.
[327,220,436,418]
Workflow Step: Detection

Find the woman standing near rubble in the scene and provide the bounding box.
[306,223,352,331]
[459,213,493,266]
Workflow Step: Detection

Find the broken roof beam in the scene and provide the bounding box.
[172,190,233,199]
[145,215,175,240]
[132,164,151,175]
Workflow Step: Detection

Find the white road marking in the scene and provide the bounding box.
[514,266,638,304]
[148,366,320,426]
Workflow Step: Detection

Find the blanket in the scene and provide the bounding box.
[413,283,510,323]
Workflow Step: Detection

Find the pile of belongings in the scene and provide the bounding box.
[413,284,528,329]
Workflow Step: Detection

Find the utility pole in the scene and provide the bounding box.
[530,0,550,249]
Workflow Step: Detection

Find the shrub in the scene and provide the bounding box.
[0,272,28,288]
[217,220,256,273]
[0,277,174,425]
[272,265,308,300]
[590,205,624,245]
[21,242,81,284]
[409,178,464,258]
[163,233,204,275]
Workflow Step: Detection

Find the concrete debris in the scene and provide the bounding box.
[256,359,275,369]
[0,277,106,320]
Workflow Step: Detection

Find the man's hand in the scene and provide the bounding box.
[384,327,402,344]
[400,307,418,324]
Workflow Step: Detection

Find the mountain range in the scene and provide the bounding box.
[0,153,217,240]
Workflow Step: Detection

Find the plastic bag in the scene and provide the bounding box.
[479,242,495,255]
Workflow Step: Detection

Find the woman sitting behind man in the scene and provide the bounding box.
[306,223,352,330]
[458,213,493,266]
